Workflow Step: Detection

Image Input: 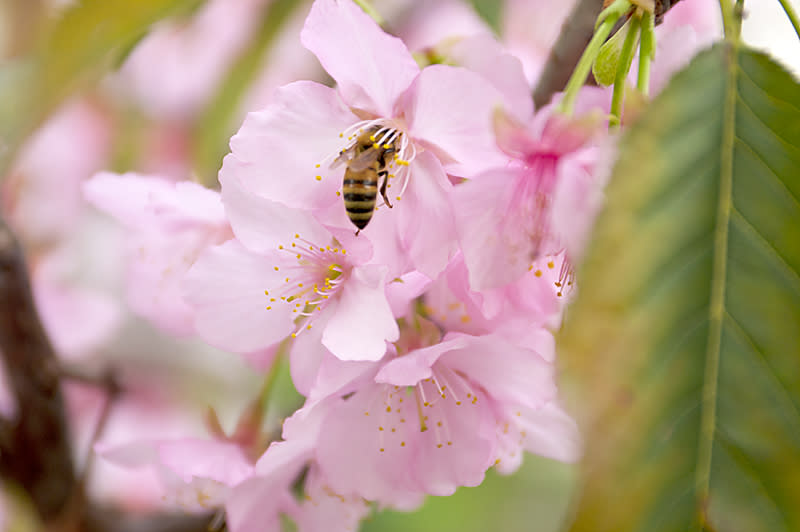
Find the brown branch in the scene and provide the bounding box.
[0,217,77,522]
[532,0,688,108]
[533,0,604,108]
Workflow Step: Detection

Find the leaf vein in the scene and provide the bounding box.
[730,207,800,293]
[737,63,800,114]
[734,136,800,210]
[735,94,800,157]
[724,311,800,442]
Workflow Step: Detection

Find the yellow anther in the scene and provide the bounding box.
[373,143,380,149]
[266,306,272,310]
[534,270,542,277]
[291,333,297,338]
[315,163,321,168]
[264,290,269,295]
[278,245,284,250]
[274,266,279,271]
[307,324,312,330]
[547,261,555,269]
[315,175,322,181]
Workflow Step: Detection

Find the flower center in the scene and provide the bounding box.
[265,233,349,338]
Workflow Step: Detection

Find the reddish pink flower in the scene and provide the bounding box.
[454,90,609,291]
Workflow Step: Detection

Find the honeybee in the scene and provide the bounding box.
[333,125,398,233]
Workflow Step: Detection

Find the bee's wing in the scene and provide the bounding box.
[330,146,355,169]
[345,147,381,172]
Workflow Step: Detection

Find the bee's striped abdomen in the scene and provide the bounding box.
[343,168,379,229]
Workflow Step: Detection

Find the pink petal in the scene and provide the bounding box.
[224,81,357,209]
[183,240,295,352]
[440,333,556,410]
[445,35,533,120]
[453,168,532,290]
[84,172,225,230]
[221,171,332,255]
[293,466,370,532]
[374,337,469,386]
[314,388,426,508]
[157,439,253,486]
[396,151,458,279]
[321,265,398,361]
[226,476,291,532]
[300,0,419,117]
[401,65,507,176]
[517,401,582,463]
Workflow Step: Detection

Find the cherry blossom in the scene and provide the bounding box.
[184,172,398,361]
[84,173,232,335]
[220,0,530,278]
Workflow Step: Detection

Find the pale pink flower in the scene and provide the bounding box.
[454,89,609,292]
[3,99,111,247]
[117,0,268,118]
[84,173,231,335]
[183,172,398,361]
[302,320,565,506]
[225,398,367,532]
[33,253,122,360]
[423,252,569,335]
[223,0,527,278]
[397,0,490,51]
[98,437,254,512]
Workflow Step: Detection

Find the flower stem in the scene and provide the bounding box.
[637,11,655,96]
[777,0,800,40]
[609,14,641,129]
[718,0,737,40]
[558,2,630,115]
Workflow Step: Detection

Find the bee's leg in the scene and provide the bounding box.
[379,171,393,208]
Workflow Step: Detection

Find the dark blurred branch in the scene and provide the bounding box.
[0,218,218,531]
[533,0,603,108]
[0,217,77,521]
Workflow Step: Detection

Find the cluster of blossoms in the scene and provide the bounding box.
[48,0,718,529]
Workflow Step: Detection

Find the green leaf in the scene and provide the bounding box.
[558,44,800,532]
[0,0,204,175]
[190,0,304,186]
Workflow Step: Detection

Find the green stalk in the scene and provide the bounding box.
[777,0,800,40]
[559,9,627,115]
[637,11,655,96]
[718,0,736,39]
[609,14,641,129]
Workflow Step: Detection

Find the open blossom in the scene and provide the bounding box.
[184,172,398,361]
[98,438,254,512]
[84,173,232,335]
[221,0,529,278]
[454,89,609,292]
[267,314,576,509]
